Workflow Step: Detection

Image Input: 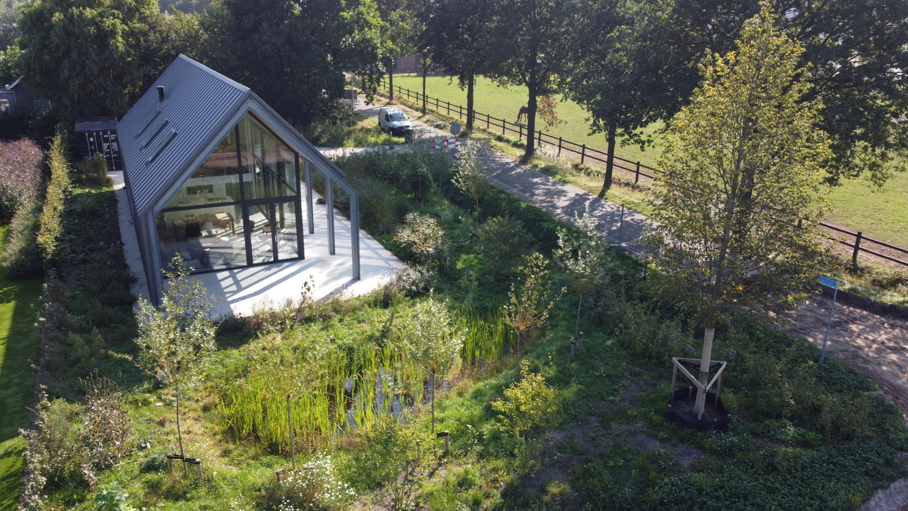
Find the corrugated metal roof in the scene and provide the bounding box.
[118,55,250,216]
[75,116,118,132]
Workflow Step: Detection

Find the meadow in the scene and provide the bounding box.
[14,142,908,510]
[388,74,908,249]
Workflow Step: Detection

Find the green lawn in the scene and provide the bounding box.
[389,74,665,169]
[388,74,908,249]
[0,226,42,511]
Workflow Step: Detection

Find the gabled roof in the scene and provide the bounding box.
[118,55,250,216]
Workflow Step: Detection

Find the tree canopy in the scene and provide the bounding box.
[204,0,387,126]
[18,0,163,118]
[645,5,830,416]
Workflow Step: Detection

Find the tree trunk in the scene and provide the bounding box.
[287,394,296,471]
[422,62,427,115]
[466,74,475,131]
[599,124,617,197]
[524,79,538,161]
[574,291,583,337]
[430,370,436,434]
[388,64,394,101]
[693,326,716,418]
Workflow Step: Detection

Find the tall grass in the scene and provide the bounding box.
[215,300,515,454]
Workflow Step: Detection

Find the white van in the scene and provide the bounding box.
[378,107,413,136]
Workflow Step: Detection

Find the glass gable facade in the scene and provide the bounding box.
[156,113,304,273]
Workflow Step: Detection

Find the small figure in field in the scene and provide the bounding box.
[516,105,529,123]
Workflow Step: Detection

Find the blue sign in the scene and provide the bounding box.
[819,276,838,290]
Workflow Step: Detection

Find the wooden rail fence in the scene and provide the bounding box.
[376,78,908,268]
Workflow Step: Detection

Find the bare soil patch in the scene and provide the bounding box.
[777,290,908,413]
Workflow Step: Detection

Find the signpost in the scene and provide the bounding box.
[818,276,838,364]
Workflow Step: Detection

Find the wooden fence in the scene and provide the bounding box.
[377,78,908,268]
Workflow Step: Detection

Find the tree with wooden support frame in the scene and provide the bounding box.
[644,4,829,420]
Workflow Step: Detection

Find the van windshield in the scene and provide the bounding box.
[389,112,408,121]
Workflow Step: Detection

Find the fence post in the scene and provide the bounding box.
[635,161,640,184]
[852,231,863,267]
[501,118,505,135]
[446,101,450,115]
[518,123,523,142]
[581,144,586,165]
[486,113,490,129]
[558,137,562,156]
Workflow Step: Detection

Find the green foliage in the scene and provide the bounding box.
[452,142,489,212]
[37,132,71,266]
[19,0,163,117]
[18,392,85,509]
[135,257,216,457]
[648,6,830,325]
[491,360,560,440]
[394,212,446,263]
[1,196,42,279]
[477,216,532,280]
[94,480,136,511]
[345,414,432,511]
[554,205,611,334]
[396,295,464,376]
[204,0,387,126]
[260,455,354,511]
[502,253,562,347]
[78,152,110,186]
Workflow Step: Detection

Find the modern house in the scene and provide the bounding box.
[118,55,360,304]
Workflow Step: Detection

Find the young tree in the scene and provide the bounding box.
[394,212,445,264]
[645,6,830,418]
[553,205,610,337]
[396,296,464,432]
[135,257,217,459]
[503,253,563,348]
[452,142,488,214]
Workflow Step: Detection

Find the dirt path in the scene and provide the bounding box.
[777,293,908,413]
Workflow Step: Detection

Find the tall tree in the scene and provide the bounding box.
[563,0,679,195]
[376,0,420,102]
[644,6,830,417]
[18,0,162,118]
[0,0,26,51]
[422,0,493,131]
[627,0,908,186]
[486,0,575,160]
[205,0,387,126]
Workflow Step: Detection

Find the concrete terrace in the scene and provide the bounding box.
[110,171,401,317]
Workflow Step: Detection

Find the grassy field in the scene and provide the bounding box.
[0,226,42,511]
[388,74,907,249]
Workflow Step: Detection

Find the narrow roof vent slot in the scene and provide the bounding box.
[157,85,165,102]
[141,118,169,149]
[146,130,177,163]
[136,108,161,138]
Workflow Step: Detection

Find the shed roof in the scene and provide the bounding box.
[75,116,119,132]
[117,55,250,216]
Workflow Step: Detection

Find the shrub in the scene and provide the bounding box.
[261,454,355,511]
[502,253,563,347]
[452,142,489,214]
[477,216,533,281]
[394,212,446,264]
[491,360,560,440]
[80,375,132,480]
[0,137,42,222]
[77,151,109,185]
[19,391,85,509]
[37,132,71,265]
[1,195,42,279]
